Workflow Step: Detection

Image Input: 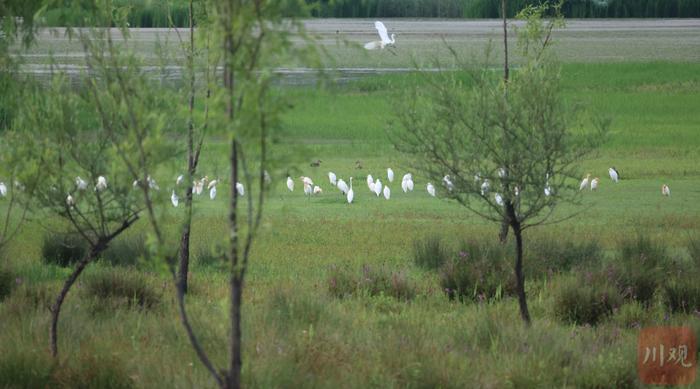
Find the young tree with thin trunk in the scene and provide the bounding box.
[393,1,609,325]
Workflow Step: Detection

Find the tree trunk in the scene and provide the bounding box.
[502,0,509,83]
[49,245,101,358]
[511,219,531,326]
[178,0,196,294]
[226,276,243,389]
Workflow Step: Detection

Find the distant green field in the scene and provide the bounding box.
[2,61,700,387]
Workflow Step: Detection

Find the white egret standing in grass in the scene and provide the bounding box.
[66,194,75,207]
[236,182,244,196]
[406,177,414,192]
[609,167,619,183]
[579,174,591,191]
[387,168,394,183]
[194,179,204,195]
[347,177,354,204]
[176,174,184,186]
[75,177,87,191]
[495,193,504,206]
[304,183,313,197]
[171,190,179,207]
[286,176,294,192]
[383,186,390,200]
[95,176,107,191]
[374,179,382,196]
[427,183,436,197]
[442,175,453,192]
[209,185,217,200]
[364,21,396,50]
[337,178,349,195]
[208,179,219,189]
[313,186,323,195]
[591,178,600,191]
[401,179,408,193]
[328,172,337,186]
[662,184,670,196]
[0,182,6,197]
[366,174,374,190]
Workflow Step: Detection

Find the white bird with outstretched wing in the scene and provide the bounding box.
[364,21,396,50]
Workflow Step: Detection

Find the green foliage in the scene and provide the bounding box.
[552,275,622,325]
[687,234,700,265]
[327,264,416,301]
[52,352,134,389]
[412,235,449,270]
[102,234,149,267]
[41,232,88,267]
[612,301,647,329]
[0,351,53,388]
[82,268,160,311]
[439,241,515,302]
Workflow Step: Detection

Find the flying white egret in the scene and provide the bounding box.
[442,175,454,192]
[579,174,591,191]
[337,178,349,195]
[364,21,396,50]
[383,185,390,200]
[0,182,6,197]
[314,185,323,195]
[328,172,337,186]
[66,194,75,207]
[209,186,217,200]
[495,193,504,206]
[286,176,294,192]
[236,182,244,196]
[608,167,619,183]
[95,176,108,191]
[75,177,87,191]
[374,179,382,196]
[427,183,436,197]
[176,174,184,185]
[591,177,600,191]
[662,184,670,196]
[387,168,394,183]
[347,178,354,204]
[171,190,179,207]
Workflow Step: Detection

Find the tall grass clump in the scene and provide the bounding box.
[606,234,668,306]
[413,235,449,270]
[327,264,416,301]
[527,237,603,278]
[52,352,134,389]
[439,240,514,302]
[0,351,53,388]
[101,234,149,267]
[687,234,700,265]
[41,232,88,267]
[552,275,622,326]
[663,276,700,314]
[82,268,160,312]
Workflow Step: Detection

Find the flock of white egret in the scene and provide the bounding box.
[0,165,675,209]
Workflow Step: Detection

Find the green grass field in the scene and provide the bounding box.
[2,56,700,388]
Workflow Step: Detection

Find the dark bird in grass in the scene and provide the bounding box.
[310,159,322,167]
[609,167,620,182]
[355,160,363,169]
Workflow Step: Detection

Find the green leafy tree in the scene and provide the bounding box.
[393,1,609,325]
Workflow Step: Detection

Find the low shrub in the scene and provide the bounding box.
[41,232,88,267]
[0,266,14,301]
[527,237,603,279]
[612,301,646,329]
[0,351,53,388]
[553,275,622,326]
[413,235,450,270]
[439,240,515,303]
[101,235,149,267]
[52,352,134,389]
[327,264,416,301]
[688,234,700,265]
[605,234,667,306]
[663,276,700,314]
[82,269,160,311]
